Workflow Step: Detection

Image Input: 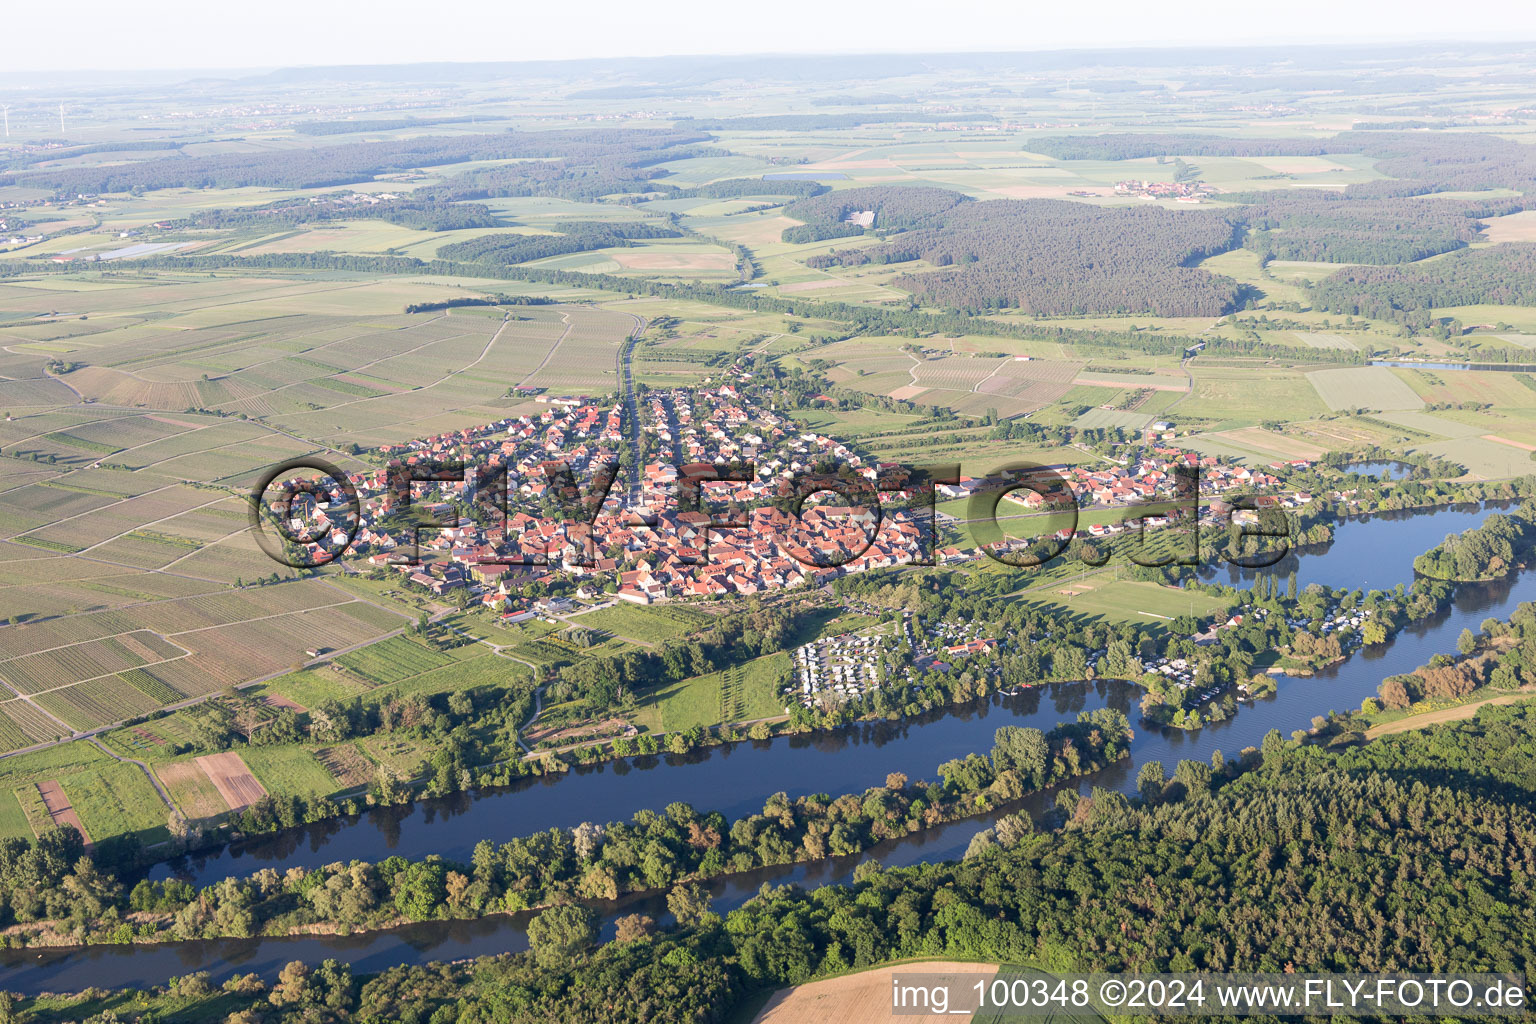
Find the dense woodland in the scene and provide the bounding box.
[0,129,709,194]
[170,197,504,233]
[1309,244,1536,319]
[436,221,682,265]
[1412,505,1536,581]
[809,199,1244,316]
[781,185,969,232]
[1230,192,1517,264]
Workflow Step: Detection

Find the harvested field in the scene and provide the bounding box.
[610,251,736,271]
[1292,331,1358,350]
[1479,210,1536,243]
[195,751,266,812]
[156,761,229,820]
[1483,434,1536,452]
[752,962,1001,1024]
[778,279,851,293]
[1208,427,1325,461]
[315,745,374,789]
[36,779,90,845]
[1074,373,1188,392]
[524,716,636,748]
[1307,367,1423,412]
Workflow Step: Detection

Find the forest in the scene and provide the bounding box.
[0,129,709,194]
[676,113,995,131]
[808,199,1244,317]
[125,249,1362,364]
[781,185,969,232]
[1230,192,1517,264]
[169,197,504,233]
[436,221,682,266]
[1308,244,1536,319]
[1411,506,1536,582]
[1378,598,1536,710]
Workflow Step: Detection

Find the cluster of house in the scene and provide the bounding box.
[938,450,1292,513]
[791,631,886,707]
[278,376,935,613]
[307,190,404,208]
[790,610,1012,709]
[273,369,1334,619]
[1113,179,1214,202]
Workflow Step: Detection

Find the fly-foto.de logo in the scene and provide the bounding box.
[246,457,1293,573]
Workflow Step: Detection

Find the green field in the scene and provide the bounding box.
[1307,367,1426,412]
[62,761,171,845]
[241,746,343,801]
[573,603,712,642]
[1015,576,1231,625]
[634,652,792,733]
[0,789,34,840]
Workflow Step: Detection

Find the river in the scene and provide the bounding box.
[4,502,1531,994]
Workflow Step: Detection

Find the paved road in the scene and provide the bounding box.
[614,313,647,503]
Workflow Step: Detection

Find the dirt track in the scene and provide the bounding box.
[1366,694,1532,738]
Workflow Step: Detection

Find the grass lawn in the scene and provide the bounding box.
[63,761,170,845]
[441,612,557,646]
[241,746,342,801]
[320,573,433,617]
[370,651,532,700]
[156,760,230,821]
[357,734,431,779]
[0,741,112,788]
[1016,576,1230,625]
[263,667,372,708]
[573,603,706,642]
[634,652,791,733]
[0,789,34,840]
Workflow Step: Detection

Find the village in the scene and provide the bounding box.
[271,371,1326,623]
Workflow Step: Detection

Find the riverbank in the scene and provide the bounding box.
[1365,692,1535,737]
[0,715,1131,952]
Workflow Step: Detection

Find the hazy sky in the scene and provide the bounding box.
[9,0,1536,73]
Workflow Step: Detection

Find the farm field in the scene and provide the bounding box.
[571,602,713,642]
[751,962,1005,1024]
[1015,576,1230,626]
[633,652,792,733]
[1306,367,1425,412]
